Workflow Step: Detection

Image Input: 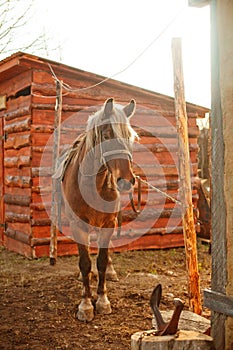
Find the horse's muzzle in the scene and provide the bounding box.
[117,177,135,192]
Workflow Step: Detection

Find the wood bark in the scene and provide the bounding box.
[49,81,62,265]
[131,330,214,350]
[172,38,202,315]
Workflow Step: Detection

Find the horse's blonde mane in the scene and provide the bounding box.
[85,103,138,152]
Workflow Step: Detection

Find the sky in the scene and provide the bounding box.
[4,0,211,108]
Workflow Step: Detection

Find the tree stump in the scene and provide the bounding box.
[131,330,215,350]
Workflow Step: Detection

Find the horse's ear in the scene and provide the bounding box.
[123,99,136,118]
[103,98,114,118]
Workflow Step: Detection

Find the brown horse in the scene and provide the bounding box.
[62,98,137,321]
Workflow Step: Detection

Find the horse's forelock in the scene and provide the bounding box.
[85,104,138,152]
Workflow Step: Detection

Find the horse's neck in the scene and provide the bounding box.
[74,136,118,197]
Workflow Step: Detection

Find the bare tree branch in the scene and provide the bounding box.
[0,0,62,59]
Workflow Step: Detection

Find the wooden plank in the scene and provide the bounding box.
[4,116,31,133]
[4,133,30,150]
[3,96,31,121]
[4,155,31,168]
[5,175,31,188]
[31,124,54,134]
[4,193,31,206]
[0,70,32,97]
[204,289,233,317]
[172,38,202,315]
[30,232,184,257]
[32,209,50,223]
[5,212,30,223]
[4,146,31,157]
[31,235,74,246]
[4,227,31,245]
[4,168,31,183]
[209,2,227,349]
[221,6,233,350]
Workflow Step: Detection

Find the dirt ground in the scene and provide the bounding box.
[0,243,211,350]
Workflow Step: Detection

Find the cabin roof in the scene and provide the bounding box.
[0,51,209,116]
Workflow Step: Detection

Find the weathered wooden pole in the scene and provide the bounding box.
[171,38,202,315]
[50,80,62,265]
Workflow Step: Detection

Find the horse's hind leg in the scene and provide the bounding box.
[96,247,112,315]
[106,255,119,281]
[77,243,94,322]
[78,255,118,282]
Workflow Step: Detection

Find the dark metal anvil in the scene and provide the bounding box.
[150,284,184,336]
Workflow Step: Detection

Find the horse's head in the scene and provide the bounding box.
[100,98,137,192]
[86,98,138,192]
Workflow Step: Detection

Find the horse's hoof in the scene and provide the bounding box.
[96,294,112,315]
[106,270,119,282]
[77,299,94,322]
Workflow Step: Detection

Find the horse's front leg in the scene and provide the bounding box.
[69,220,94,322]
[96,230,114,315]
[77,243,94,322]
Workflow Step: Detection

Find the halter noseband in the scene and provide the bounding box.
[101,149,133,167]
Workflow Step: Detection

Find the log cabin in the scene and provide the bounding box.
[0,52,209,258]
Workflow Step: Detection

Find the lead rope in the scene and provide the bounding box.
[129,176,142,214]
[129,176,182,212]
[117,176,182,238]
[139,177,182,206]
[117,176,141,238]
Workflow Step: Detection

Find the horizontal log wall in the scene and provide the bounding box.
[0,56,207,258]
[29,68,200,256]
[0,70,33,257]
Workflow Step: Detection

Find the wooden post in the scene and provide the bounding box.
[171,38,202,315]
[50,80,62,265]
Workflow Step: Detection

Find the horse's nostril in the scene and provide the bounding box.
[117,178,133,192]
[117,178,124,190]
